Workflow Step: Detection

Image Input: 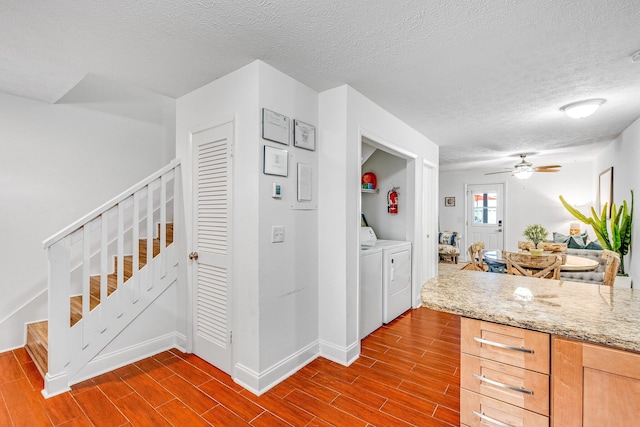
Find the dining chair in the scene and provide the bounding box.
[503,251,562,279]
[537,242,568,253]
[602,250,621,286]
[517,241,535,251]
[468,242,486,271]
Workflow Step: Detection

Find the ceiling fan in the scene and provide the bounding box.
[485,154,561,180]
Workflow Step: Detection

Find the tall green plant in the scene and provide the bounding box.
[559,190,634,275]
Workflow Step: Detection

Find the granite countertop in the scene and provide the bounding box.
[421,270,640,353]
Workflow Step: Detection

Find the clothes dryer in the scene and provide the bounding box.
[374,240,412,324]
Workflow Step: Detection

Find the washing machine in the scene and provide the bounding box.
[359,244,383,339]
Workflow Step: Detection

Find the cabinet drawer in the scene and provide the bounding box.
[461,354,549,416]
[462,318,550,374]
[461,389,548,427]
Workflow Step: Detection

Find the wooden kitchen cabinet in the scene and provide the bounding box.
[462,317,550,374]
[552,337,640,426]
[461,318,550,426]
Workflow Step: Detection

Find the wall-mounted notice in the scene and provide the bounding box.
[264,145,288,177]
[297,163,312,202]
[293,120,316,151]
[262,108,290,145]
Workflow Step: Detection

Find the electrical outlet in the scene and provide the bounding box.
[272,225,285,243]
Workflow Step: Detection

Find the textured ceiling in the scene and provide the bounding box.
[2,0,640,171]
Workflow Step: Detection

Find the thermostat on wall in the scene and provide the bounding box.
[272,182,282,198]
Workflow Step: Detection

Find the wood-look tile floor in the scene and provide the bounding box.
[0,308,460,426]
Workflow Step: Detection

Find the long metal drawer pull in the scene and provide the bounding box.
[472,410,514,427]
[473,374,534,395]
[473,336,534,354]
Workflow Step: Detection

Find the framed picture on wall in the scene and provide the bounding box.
[598,167,613,218]
[263,145,288,177]
[444,197,455,207]
[293,120,316,150]
[262,108,290,145]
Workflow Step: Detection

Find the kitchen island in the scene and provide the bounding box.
[421,270,640,426]
[421,270,639,352]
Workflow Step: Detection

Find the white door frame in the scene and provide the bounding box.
[358,129,421,320]
[422,159,438,305]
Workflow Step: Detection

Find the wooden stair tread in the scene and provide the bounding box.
[25,321,48,376]
[28,223,175,379]
[70,222,174,327]
[70,296,83,327]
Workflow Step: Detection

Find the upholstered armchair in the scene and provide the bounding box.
[438,231,460,263]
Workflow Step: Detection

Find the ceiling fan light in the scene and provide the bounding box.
[560,99,606,119]
[513,163,533,179]
[514,169,533,180]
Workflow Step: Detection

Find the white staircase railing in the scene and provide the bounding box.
[42,160,181,397]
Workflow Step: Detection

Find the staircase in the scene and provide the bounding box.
[25,223,174,378]
[32,160,181,397]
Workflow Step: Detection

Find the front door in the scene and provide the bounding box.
[466,183,504,251]
[192,121,233,375]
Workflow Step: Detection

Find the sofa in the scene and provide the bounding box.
[438,231,460,263]
[551,232,607,285]
[559,248,606,284]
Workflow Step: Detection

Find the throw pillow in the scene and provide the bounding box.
[585,240,604,250]
[553,232,570,243]
[438,232,457,245]
[567,234,587,249]
[438,244,459,254]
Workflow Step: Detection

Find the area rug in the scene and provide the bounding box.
[438,261,471,273]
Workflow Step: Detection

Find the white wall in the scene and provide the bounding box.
[176,62,261,375]
[176,61,319,393]
[594,116,640,279]
[0,90,175,351]
[317,86,350,361]
[257,63,319,374]
[439,161,594,260]
[318,86,439,364]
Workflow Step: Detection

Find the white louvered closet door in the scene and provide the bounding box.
[192,122,233,375]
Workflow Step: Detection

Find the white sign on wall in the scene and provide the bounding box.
[262,108,290,145]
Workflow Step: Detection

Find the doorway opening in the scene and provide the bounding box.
[358,133,419,341]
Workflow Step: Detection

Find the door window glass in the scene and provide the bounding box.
[472,191,497,224]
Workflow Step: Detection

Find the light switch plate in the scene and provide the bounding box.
[272,225,285,243]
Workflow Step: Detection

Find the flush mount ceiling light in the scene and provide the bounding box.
[560,99,606,119]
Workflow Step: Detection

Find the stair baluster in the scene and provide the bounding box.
[30,160,181,398]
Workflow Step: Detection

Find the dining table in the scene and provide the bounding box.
[482,249,600,273]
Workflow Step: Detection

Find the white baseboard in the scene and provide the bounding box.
[234,340,319,395]
[173,332,187,352]
[42,372,71,399]
[69,332,183,386]
[318,339,360,366]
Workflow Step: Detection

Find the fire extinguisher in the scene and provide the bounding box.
[387,187,399,214]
